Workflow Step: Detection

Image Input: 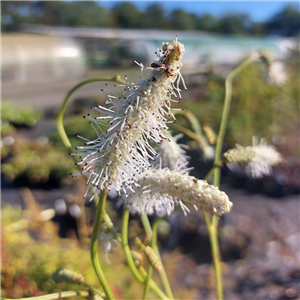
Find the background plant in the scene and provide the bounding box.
[1,41,296,298]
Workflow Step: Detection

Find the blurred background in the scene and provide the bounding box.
[1,1,300,299]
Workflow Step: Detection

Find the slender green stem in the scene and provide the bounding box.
[202,161,223,184]
[83,282,106,298]
[209,52,262,300]
[140,213,153,240]
[213,52,262,186]
[142,218,160,300]
[2,290,90,300]
[57,76,125,150]
[90,188,115,300]
[172,123,201,141]
[153,247,173,298]
[173,110,210,153]
[140,214,174,299]
[151,219,159,248]
[103,211,114,230]
[122,210,169,300]
[139,267,170,300]
[142,261,153,300]
[122,209,145,283]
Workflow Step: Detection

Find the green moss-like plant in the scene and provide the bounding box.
[1,137,76,186]
[1,101,42,129]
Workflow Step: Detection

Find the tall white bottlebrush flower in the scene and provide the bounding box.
[121,165,233,217]
[224,136,283,178]
[72,39,186,198]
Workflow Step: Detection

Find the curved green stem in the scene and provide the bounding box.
[213,52,261,187]
[122,210,145,283]
[56,76,125,241]
[139,268,170,300]
[142,260,153,300]
[210,52,262,300]
[2,290,90,300]
[122,210,169,300]
[90,188,115,300]
[140,214,174,299]
[142,218,160,300]
[140,213,153,240]
[172,110,211,153]
[57,76,125,150]
[204,162,223,183]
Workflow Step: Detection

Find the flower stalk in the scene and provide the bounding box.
[57,76,126,150]
[208,51,262,300]
[121,210,169,300]
[140,214,174,299]
[2,291,91,300]
[90,188,115,300]
[173,110,214,160]
[142,219,161,300]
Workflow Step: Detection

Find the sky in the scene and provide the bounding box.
[98,1,299,22]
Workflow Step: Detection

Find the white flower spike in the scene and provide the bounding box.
[72,39,186,198]
[224,136,283,178]
[121,166,233,217]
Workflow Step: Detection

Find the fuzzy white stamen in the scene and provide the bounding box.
[224,136,283,178]
[155,130,189,170]
[72,39,186,197]
[121,167,233,217]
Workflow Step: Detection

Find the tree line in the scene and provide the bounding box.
[2,1,299,36]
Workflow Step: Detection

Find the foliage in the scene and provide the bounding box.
[111,2,142,28]
[50,114,106,149]
[170,9,195,30]
[1,137,76,186]
[1,100,42,159]
[1,205,124,298]
[266,4,300,36]
[1,1,299,36]
[1,101,42,133]
[219,13,252,35]
[141,4,170,29]
[180,58,298,154]
[1,204,198,299]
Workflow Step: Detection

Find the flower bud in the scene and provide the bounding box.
[144,246,162,271]
[52,268,84,285]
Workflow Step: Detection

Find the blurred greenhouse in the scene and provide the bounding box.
[2,33,86,84]
[3,26,297,82]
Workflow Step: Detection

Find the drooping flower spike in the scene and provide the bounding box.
[72,39,187,198]
[121,164,233,217]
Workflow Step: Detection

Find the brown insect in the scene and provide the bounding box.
[151,62,166,69]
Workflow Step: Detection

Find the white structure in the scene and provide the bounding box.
[2,33,86,84]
